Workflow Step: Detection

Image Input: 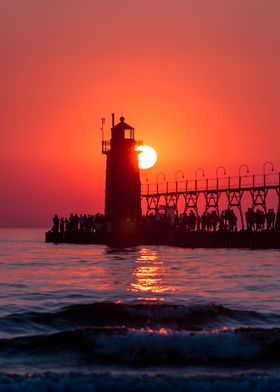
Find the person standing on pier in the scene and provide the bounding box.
[52,214,59,234]
[60,217,65,236]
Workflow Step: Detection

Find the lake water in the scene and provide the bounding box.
[0,228,280,391]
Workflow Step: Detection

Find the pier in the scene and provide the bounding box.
[46,228,280,249]
[46,170,280,249]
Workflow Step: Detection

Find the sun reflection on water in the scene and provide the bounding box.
[130,248,175,300]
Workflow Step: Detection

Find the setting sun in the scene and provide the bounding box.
[135,145,157,169]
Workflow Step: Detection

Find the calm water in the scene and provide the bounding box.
[0,228,280,391]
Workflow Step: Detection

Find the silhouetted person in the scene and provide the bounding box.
[219,211,225,231]
[225,209,237,231]
[189,210,196,231]
[196,214,201,231]
[266,208,276,230]
[245,208,255,231]
[230,210,237,231]
[52,214,59,234]
[65,218,70,233]
[69,214,75,231]
[210,211,219,231]
[255,209,265,231]
[201,212,207,231]
[60,217,65,236]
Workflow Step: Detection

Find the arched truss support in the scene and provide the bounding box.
[204,191,221,214]
[183,192,199,216]
[145,195,161,216]
[250,189,268,213]
[226,190,244,229]
[165,194,180,216]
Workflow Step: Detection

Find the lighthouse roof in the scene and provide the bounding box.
[113,116,134,131]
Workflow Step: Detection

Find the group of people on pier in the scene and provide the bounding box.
[143,207,277,232]
[245,208,276,231]
[51,213,106,235]
[142,209,237,232]
[50,207,278,236]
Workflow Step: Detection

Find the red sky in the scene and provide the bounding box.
[1,0,279,227]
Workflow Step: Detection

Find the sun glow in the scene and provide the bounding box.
[135,145,157,169]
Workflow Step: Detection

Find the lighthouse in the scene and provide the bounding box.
[102,114,142,234]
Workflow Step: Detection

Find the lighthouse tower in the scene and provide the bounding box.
[102,114,142,233]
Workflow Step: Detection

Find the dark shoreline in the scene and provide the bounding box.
[45,230,280,249]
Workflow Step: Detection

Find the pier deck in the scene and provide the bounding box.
[46,230,280,249]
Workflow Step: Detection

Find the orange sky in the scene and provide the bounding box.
[1,0,279,227]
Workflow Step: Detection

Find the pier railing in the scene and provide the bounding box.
[141,172,280,196]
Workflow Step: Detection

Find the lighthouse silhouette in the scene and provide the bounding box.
[102,114,142,234]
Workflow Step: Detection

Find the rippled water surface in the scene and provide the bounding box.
[0,228,280,391]
[1,228,280,315]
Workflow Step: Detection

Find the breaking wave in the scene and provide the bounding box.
[1,326,280,366]
[1,301,280,388]
[1,302,279,337]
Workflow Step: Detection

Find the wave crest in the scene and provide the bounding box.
[1,302,277,336]
[1,327,280,365]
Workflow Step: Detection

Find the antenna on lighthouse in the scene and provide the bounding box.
[100,117,105,142]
